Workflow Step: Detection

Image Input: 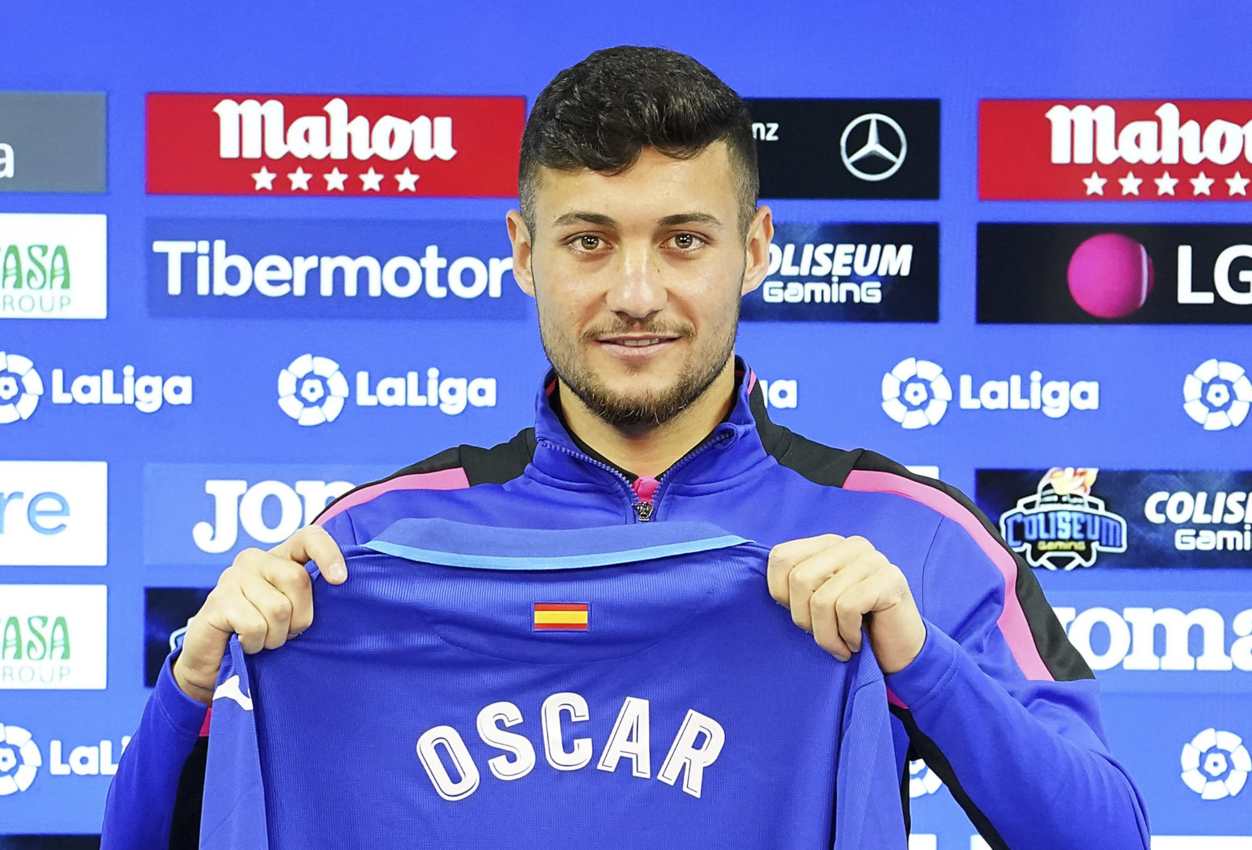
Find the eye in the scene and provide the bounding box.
[667,232,706,251]
[567,234,605,252]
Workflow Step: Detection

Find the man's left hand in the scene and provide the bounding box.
[766,534,925,674]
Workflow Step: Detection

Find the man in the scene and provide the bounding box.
[102,46,1150,849]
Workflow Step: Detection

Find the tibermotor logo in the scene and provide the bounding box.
[978,224,1252,324]
[0,214,108,320]
[981,100,1252,200]
[277,353,496,425]
[881,357,1099,429]
[146,93,524,196]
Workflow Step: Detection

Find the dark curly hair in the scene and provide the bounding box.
[519,46,758,234]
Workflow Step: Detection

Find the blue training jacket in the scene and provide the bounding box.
[199,518,905,849]
[101,355,1151,850]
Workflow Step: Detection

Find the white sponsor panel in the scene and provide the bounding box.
[0,461,107,566]
[0,213,107,319]
[0,585,107,689]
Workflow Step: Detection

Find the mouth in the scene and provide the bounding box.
[595,335,683,359]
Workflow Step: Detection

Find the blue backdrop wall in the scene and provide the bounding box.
[2,2,1250,846]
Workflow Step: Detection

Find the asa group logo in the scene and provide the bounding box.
[1185,359,1251,431]
[977,468,1252,569]
[146,218,526,320]
[0,351,192,424]
[0,585,107,690]
[0,461,107,566]
[1181,728,1250,801]
[0,92,106,193]
[141,463,392,567]
[0,213,107,319]
[146,93,524,196]
[745,98,939,199]
[978,224,1252,324]
[0,721,130,796]
[739,222,939,322]
[277,353,496,426]
[880,357,1100,429]
[981,100,1252,200]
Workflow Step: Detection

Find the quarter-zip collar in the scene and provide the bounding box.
[528,355,775,503]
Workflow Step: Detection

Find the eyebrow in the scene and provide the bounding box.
[550,211,724,228]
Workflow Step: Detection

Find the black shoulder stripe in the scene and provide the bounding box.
[851,449,1094,684]
[311,427,535,524]
[892,706,1010,849]
[748,380,859,486]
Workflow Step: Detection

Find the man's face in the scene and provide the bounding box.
[507,141,772,428]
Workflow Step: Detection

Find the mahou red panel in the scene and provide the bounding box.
[980,99,1252,200]
[146,93,525,197]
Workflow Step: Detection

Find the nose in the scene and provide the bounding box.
[603,243,667,321]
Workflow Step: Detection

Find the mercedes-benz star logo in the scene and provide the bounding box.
[840,113,907,182]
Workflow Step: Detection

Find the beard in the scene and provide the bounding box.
[535,282,741,429]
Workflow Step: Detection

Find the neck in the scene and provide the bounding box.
[558,359,738,479]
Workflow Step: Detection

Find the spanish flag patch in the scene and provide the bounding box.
[532,602,590,632]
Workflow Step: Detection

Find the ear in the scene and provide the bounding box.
[506,210,536,298]
[739,205,774,297]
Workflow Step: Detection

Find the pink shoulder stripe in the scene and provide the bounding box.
[316,468,471,526]
[843,469,1054,682]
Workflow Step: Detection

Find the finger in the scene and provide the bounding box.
[272,525,348,584]
[834,570,894,654]
[785,539,874,631]
[220,593,270,655]
[259,556,315,634]
[766,533,844,605]
[239,572,295,651]
[808,558,880,659]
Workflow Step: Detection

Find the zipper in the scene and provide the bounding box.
[538,426,735,524]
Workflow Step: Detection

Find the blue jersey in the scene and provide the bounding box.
[199,518,905,849]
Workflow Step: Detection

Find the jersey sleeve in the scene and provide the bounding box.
[885,516,1151,849]
[834,645,908,850]
[199,634,270,850]
[99,645,209,850]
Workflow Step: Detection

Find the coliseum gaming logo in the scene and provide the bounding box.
[1181,728,1250,800]
[1184,359,1252,431]
[881,358,951,429]
[0,722,41,796]
[998,468,1128,570]
[277,354,350,426]
[0,351,43,424]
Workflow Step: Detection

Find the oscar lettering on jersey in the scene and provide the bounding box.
[415,691,725,802]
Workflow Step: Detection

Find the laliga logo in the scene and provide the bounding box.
[278,354,350,427]
[1181,728,1250,800]
[0,722,40,796]
[0,352,42,424]
[1184,359,1252,431]
[881,358,951,429]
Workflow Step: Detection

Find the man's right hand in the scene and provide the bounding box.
[171,525,348,705]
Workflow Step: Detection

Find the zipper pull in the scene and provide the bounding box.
[631,476,660,523]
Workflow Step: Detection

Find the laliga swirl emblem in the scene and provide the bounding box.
[0,352,43,426]
[1181,728,1250,800]
[1184,359,1252,431]
[882,358,951,429]
[0,722,41,796]
[278,354,350,427]
[907,759,942,798]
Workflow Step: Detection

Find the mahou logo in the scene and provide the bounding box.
[146,93,524,197]
[981,100,1252,200]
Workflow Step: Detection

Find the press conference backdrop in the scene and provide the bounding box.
[2,2,1251,847]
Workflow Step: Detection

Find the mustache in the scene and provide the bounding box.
[582,324,692,341]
